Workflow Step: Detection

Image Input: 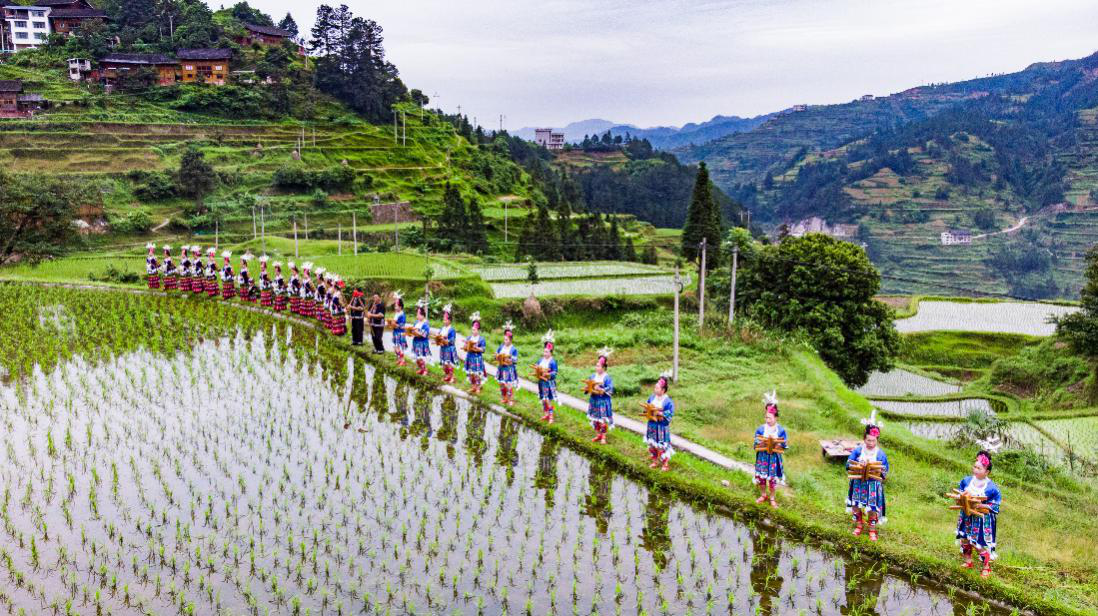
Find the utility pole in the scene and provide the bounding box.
[251,206,257,240]
[214,220,218,248]
[260,206,266,254]
[729,245,738,325]
[393,110,398,143]
[293,220,299,258]
[352,212,358,255]
[698,238,707,331]
[672,266,682,383]
[338,223,342,256]
[402,111,407,146]
[304,213,309,240]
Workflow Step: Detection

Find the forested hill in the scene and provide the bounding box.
[721,51,1098,300]
[546,136,739,229]
[676,55,1098,194]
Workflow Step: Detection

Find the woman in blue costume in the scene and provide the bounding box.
[437,304,458,384]
[495,321,519,406]
[464,312,487,394]
[390,290,407,367]
[644,373,675,471]
[411,298,432,376]
[754,390,788,509]
[535,330,559,424]
[846,410,889,541]
[586,347,615,444]
[955,450,1002,578]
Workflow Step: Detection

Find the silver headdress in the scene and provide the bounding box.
[469,311,481,323]
[503,319,514,332]
[541,329,555,345]
[442,302,453,315]
[763,390,779,407]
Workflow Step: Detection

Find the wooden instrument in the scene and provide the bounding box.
[582,379,604,396]
[847,460,886,482]
[386,318,399,330]
[432,333,450,346]
[531,364,552,382]
[406,325,424,338]
[495,353,514,367]
[640,402,664,422]
[945,489,993,518]
[754,436,786,455]
[463,339,482,354]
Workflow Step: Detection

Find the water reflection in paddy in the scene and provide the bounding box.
[0,331,1008,615]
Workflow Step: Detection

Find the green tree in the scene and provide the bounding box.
[681,162,722,268]
[465,199,489,255]
[737,234,900,387]
[1055,246,1098,402]
[0,171,92,266]
[277,12,298,36]
[177,147,217,210]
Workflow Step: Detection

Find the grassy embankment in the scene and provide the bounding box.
[4,270,1096,614]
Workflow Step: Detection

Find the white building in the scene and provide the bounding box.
[2,5,51,50]
[940,229,972,245]
[67,57,91,80]
[533,127,566,150]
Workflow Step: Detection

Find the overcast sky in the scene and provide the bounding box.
[251,0,1098,130]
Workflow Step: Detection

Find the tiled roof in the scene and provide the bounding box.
[0,80,23,92]
[176,48,232,60]
[99,52,175,65]
[50,7,106,17]
[243,22,292,38]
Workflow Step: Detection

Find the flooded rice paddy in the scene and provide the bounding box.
[856,370,962,398]
[871,398,994,419]
[894,300,1076,336]
[0,330,1013,615]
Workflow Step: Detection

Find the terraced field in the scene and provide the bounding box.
[856,368,962,397]
[895,300,1077,336]
[872,398,993,418]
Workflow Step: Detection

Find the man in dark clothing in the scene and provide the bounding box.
[348,288,367,345]
[367,293,386,354]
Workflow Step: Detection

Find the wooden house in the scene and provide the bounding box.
[238,22,292,46]
[0,79,20,114]
[49,6,106,35]
[176,48,231,85]
[95,53,177,87]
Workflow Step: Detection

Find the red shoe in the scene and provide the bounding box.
[660,461,669,472]
[963,560,974,569]
[756,495,768,504]
[868,528,878,542]
[980,553,992,578]
[853,522,863,537]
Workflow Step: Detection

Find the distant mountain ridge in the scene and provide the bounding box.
[516,113,773,149]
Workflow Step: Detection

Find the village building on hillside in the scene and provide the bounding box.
[787,216,859,240]
[534,128,565,150]
[236,22,302,53]
[940,229,972,245]
[0,79,46,117]
[1,5,51,50]
[67,57,91,80]
[48,6,106,35]
[859,94,874,101]
[94,53,178,86]
[176,48,231,85]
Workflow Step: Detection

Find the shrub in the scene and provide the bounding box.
[273,165,355,193]
[132,172,178,201]
[110,210,153,235]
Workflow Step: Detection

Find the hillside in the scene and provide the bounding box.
[679,51,1098,299]
[550,141,740,228]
